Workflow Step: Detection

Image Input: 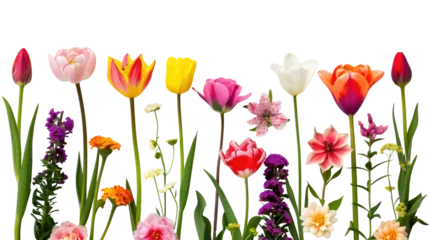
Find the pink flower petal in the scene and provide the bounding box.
[270,101,282,114]
[308,138,325,152]
[334,133,349,148]
[271,113,288,130]
[256,121,269,137]
[306,152,327,165]
[333,144,353,156]
[324,126,339,144]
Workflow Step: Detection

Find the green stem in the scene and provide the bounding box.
[154,111,167,216]
[76,83,88,213]
[400,86,408,160]
[387,154,397,220]
[319,181,328,205]
[130,98,142,224]
[349,115,359,240]
[154,178,164,214]
[14,216,22,240]
[17,86,24,138]
[90,157,106,240]
[170,189,178,228]
[177,208,184,238]
[368,145,373,238]
[177,94,185,181]
[167,146,176,175]
[293,96,302,214]
[213,113,225,239]
[100,206,117,240]
[244,178,249,230]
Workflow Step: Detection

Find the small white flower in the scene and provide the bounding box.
[144,168,163,180]
[159,181,177,193]
[301,202,338,238]
[144,103,162,113]
[149,140,157,151]
[374,220,408,240]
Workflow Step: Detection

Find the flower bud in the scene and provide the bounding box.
[12,48,32,86]
[249,228,258,236]
[166,138,178,146]
[154,152,162,159]
[149,140,157,151]
[392,52,412,88]
[226,223,240,232]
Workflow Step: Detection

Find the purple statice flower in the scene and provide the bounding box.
[49,125,66,142]
[63,117,74,133]
[45,108,60,129]
[358,113,388,140]
[258,154,292,239]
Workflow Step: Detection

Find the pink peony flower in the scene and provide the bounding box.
[48,47,96,84]
[306,126,353,172]
[134,213,177,240]
[358,113,388,140]
[49,221,87,240]
[247,93,288,137]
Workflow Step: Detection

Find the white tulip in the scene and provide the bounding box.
[270,53,319,96]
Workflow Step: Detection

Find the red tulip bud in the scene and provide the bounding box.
[391,52,412,87]
[12,48,32,86]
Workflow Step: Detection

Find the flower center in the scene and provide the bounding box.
[382,230,397,240]
[151,231,161,240]
[324,141,333,152]
[311,212,326,227]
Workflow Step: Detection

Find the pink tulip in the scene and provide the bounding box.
[49,221,87,240]
[192,78,251,113]
[12,48,32,86]
[134,213,177,240]
[48,47,96,84]
[306,126,353,172]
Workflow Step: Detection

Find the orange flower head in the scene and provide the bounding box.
[88,134,122,152]
[101,185,133,207]
[318,64,384,116]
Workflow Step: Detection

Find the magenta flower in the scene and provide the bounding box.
[247,93,288,137]
[358,113,388,140]
[134,213,177,240]
[192,78,251,113]
[12,48,32,86]
[48,221,87,240]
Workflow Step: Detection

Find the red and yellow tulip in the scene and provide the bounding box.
[318,64,384,116]
[107,54,155,98]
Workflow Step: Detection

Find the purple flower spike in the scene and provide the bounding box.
[358,113,388,140]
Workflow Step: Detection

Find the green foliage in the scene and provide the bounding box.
[192,190,212,240]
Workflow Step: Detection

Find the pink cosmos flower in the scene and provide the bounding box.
[247,93,288,137]
[48,47,96,84]
[307,126,353,172]
[48,221,87,240]
[134,213,177,240]
[358,113,388,140]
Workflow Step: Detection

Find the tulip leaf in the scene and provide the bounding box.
[76,153,83,207]
[15,104,38,235]
[286,208,299,240]
[408,194,426,215]
[392,105,405,163]
[126,179,137,231]
[392,103,403,146]
[204,170,242,239]
[79,154,99,226]
[305,180,320,200]
[179,133,198,210]
[350,183,369,192]
[243,216,263,240]
[406,104,419,159]
[286,180,304,240]
[194,191,212,240]
[328,196,343,211]
[3,97,22,183]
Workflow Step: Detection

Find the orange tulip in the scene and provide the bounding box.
[318,64,384,115]
[107,54,155,98]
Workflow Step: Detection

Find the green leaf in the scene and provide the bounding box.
[352,203,369,212]
[345,221,368,239]
[15,105,38,229]
[368,202,382,220]
[351,184,368,192]
[307,182,324,205]
[327,167,343,185]
[406,104,418,159]
[392,103,403,146]
[286,208,299,240]
[156,208,161,216]
[392,105,404,163]
[408,194,426,215]
[3,97,22,183]
[286,180,303,240]
[371,160,389,171]
[79,154,99,226]
[403,156,418,204]
[321,167,332,183]
[179,133,198,212]
[194,191,212,240]
[243,216,263,240]
[416,218,429,226]
[75,153,83,207]
[216,229,225,240]
[372,175,389,186]
[365,161,373,170]
[328,196,343,211]
[204,170,242,239]
[348,166,368,171]
[304,185,309,208]
[268,89,273,102]
[126,179,137,231]
[305,180,320,200]
[249,127,257,132]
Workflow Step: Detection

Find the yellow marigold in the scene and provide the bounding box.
[89,136,121,151]
[101,185,133,207]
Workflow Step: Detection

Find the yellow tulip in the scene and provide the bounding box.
[165,57,197,94]
[106,52,156,100]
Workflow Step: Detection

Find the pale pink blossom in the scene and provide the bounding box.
[307,126,353,172]
[48,47,96,84]
[247,93,288,137]
[134,213,177,240]
[48,221,87,240]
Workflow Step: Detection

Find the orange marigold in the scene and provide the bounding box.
[101,185,133,207]
[89,136,121,151]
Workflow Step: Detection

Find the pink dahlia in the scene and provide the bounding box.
[48,221,87,240]
[306,126,353,171]
[358,113,388,140]
[134,213,177,240]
